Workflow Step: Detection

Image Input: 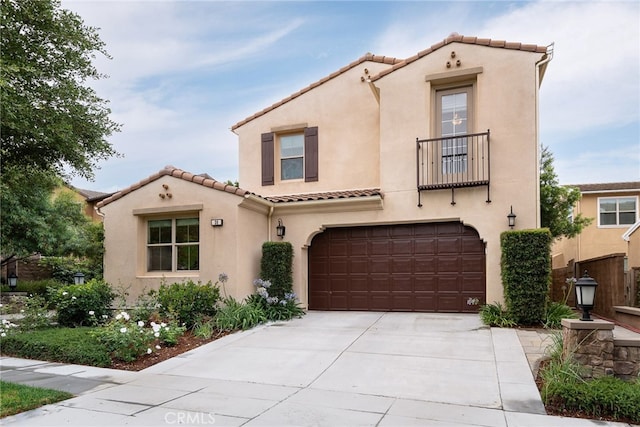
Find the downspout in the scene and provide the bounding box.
[268,206,274,241]
[534,44,554,229]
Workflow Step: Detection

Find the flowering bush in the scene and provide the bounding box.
[249,278,304,321]
[91,311,187,361]
[17,294,52,330]
[156,279,221,328]
[91,311,154,362]
[49,279,114,327]
[0,318,19,338]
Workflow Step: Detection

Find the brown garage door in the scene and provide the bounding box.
[308,222,485,312]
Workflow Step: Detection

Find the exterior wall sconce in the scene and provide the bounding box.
[74,272,85,285]
[575,271,598,321]
[276,218,286,238]
[8,273,17,291]
[211,218,224,227]
[507,206,516,229]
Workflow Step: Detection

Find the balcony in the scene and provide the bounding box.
[416,130,490,206]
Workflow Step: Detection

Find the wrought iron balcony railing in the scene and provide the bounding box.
[416,130,490,206]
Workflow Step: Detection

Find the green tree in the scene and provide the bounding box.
[540,145,592,239]
[1,0,120,180]
[1,0,117,264]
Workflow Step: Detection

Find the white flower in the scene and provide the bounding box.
[137,321,145,327]
[1,333,6,337]
[62,292,68,296]
[72,296,77,300]
[123,312,130,321]
[120,327,127,333]
[0,303,3,307]
[102,314,108,319]
[155,345,161,350]
[115,314,122,320]
[154,332,160,338]
[147,348,152,354]
[88,311,95,316]
[160,322,166,328]
[20,309,24,313]
[150,321,157,327]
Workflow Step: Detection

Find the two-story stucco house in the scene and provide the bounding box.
[98,34,553,311]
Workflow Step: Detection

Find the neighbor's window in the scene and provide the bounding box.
[437,86,473,174]
[147,218,199,271]
[598,197,637,227]
[279,133,304,180]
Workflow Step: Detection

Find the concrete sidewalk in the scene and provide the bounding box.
[0,312,634,426]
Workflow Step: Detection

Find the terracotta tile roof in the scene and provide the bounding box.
[231,53,400,131]
[96,166,383,209]
[96,166,250,208]
[264,189,383,203]
[574,182,640,193]
[370,33,549,82]
[231,34,548,130]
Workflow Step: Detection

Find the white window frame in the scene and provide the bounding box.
[277,131,305,181]
[147,217,200,272]
[597,196,638,228]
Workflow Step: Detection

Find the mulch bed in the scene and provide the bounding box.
[110,329,232,371]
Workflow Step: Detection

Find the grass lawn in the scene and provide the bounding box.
[0,381,73,418]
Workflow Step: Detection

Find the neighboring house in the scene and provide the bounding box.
[552,182,640,269]
[56,184,114,222]
[624,220,640,273]
[98,34,553,310]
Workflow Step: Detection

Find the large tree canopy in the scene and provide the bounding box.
[0,0,120,180]
[540,145,592,239]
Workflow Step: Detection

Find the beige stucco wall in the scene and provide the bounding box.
[628,228,640,269]
[235,41,547,307]
[552,191,640,266]
[100,176,267,304]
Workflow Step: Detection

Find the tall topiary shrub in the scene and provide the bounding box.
[260,241,293,299]
[501,228,552,325]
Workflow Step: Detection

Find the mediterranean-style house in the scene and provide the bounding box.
[551,182,640,269]
[98,34,553,311]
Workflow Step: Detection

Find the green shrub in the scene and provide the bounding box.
[193,318,215,339]
[260,241,293,300]
[49,279,114,327]
[91,312,155,362]
[156,280,220,328]
[17,294,52,330]
[500,229,552,325]
[214,297,266,331]
[544,301,577,329]
[1,279,64,298]
[249,280,305,321]
[154,320,186,346]
[479,302,516,327]
[39,256,101,284]
[0,327,111,367]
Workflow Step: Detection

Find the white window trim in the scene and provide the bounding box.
[597,196,639,228]
[277,130,305,182]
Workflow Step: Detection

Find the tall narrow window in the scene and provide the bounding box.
[280,133,304,180]
[147,218,199,271]
[437,87,473,174]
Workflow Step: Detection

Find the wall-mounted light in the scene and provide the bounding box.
[211,218,224,227]
[276,218,286,238]
[8,272,17,291]
[507,206,516,229]
[73,272,85,285]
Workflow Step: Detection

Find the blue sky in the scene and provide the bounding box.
[63,0,640,194]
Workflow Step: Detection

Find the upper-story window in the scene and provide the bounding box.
[261,127,318,186]
[598,196,637,227]
[279,133,304,180]
[436,86,473,174]
[147,217,199,271]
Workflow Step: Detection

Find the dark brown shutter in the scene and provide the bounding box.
[304,126,318,182]
[261,132,274,186]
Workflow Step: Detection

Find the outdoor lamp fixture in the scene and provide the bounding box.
[8,273,17,291]
[575,271,598,321]
[507,206,516,229]
[276,218,286,238]
[73,272,85,285]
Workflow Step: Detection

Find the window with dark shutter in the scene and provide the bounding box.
[261,132,274,186]
[304,127,318,182]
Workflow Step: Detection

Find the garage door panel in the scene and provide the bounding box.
[308,222,485,312]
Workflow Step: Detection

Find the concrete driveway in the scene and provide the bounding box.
[1,312,632,426]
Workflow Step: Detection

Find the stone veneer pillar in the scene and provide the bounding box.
[561,318,615,379]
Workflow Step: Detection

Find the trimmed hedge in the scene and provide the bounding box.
[260,241,293,300]
[501,229,552,325]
